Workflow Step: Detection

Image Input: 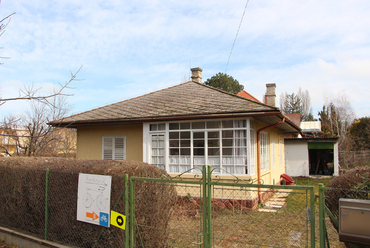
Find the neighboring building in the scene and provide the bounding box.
[285,121,339,177]
[50,68,301,188]
[0,127,28,156]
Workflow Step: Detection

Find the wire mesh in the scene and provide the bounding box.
[0,166,46,238]
[0,167,127,248]
[132,179,203,248]
[324,187,370,248]
[211,185,311,247]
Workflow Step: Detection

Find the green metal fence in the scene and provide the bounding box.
[130,166,316,247]
[1,165,330,247]
[319,184,370,248]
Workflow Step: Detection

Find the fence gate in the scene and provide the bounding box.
[130,166,315,248]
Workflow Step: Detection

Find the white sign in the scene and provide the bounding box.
[77,173,112,227]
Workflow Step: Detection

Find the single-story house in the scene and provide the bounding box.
[50,68,301,187]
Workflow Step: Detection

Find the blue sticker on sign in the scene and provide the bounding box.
[99,212,109,227]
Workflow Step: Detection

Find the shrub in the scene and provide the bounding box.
[325,167,370,248]
[0,157,177,247]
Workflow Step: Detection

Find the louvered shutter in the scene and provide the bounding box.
[114,137,125,160]
[103,137,113,160]
[103,136,126,160]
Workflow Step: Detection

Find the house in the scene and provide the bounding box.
[50,68,301,187]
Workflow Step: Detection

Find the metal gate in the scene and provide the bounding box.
[130,166,315,247]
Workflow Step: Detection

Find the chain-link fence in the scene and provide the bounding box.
[131,178,204,247]
[320,185,370,248]
[211,182,315,247]
[130,168,315,248]
[0,166,128,248]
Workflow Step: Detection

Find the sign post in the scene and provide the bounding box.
[77,173,112,227]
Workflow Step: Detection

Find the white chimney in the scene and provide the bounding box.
[191,67,203,83]
[265,83,276,107]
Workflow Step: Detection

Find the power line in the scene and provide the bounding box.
[225,0,250,73]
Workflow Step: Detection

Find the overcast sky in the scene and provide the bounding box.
[1,0,370,120]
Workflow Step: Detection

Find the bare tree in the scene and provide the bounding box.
[280,87,314,121]
[0,11,16,64]
[20,92,75,157]
[319,93,355,151]
[0,66,82,107]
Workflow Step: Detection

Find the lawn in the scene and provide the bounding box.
[164,177,348,247]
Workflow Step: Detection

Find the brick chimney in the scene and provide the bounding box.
[191,67,203,83]
[265,83,276,107]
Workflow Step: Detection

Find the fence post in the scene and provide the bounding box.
[202,165,208,247]
[125,174,129,248]
[310,186,315,248]
[129,177,135,248]
[207,165,212,247]
[319,183,325,248]
[44,168,50,240]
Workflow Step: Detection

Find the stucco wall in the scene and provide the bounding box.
[254,120,286,184]
[76,124,143,160]
[285,142,309,177]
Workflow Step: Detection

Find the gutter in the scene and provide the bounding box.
[256,117,285,203]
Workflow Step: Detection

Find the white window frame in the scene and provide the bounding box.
[260,132,269,171]
[150,133,166,170]
[145,118,254,175]
[102,136,126,160]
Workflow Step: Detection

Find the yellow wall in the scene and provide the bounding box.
[76,124,143,161]
[254,120,285,185]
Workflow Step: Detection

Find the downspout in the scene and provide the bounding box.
[257,117,285,202]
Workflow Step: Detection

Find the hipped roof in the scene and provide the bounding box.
[50,81,300,133]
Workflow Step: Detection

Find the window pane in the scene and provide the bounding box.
[194,148,204,156]
[158,123,165,130]
[169,132,179,139]
[208,157,220,165]
[193,132,204,139]
[208,148,220,156]
[169,123,179,130]
[222,120,233,128]
[207,121,221,129]
[208,139,219,147]
[180,148,190,155]
[234,120,246,127]
[222,139,233,147]
[152,140,158,148]
[180,132,190,139]
[169,140,179,147]
[192,122,205,129]
[152,149,157,155]
[208,131,219,138]
[150,124,157,131]
[222,148,233,155]
[180,122,190,129]
[193,140,204,147]
[222,130,233,138]
[180,140,190,147]
[194,157,205,165]
[158,140,164,148]
[170,148,179,155]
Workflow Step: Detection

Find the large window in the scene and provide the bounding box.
[149,119,253,175]
[102,136,126,160]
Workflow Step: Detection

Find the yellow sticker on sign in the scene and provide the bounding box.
[110,210,126,230]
